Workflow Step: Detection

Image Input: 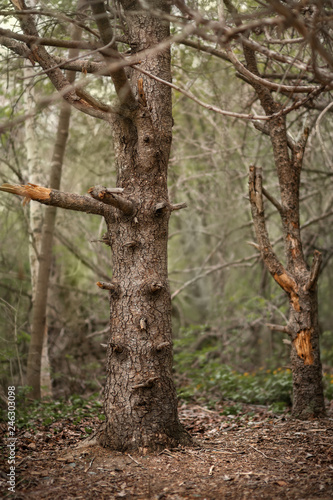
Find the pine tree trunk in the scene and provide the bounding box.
[97,1,191,451]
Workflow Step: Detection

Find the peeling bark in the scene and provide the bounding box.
[294,329,314,366]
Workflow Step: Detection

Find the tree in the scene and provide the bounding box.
[0,0,191,451]
[171,0,332,418]
[26,14,83,400]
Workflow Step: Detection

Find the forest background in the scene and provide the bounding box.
[1,0,333,422]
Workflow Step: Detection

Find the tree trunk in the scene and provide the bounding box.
[24,60,53,399]
[289,286,325,418]
[1,0,191,448]
[26,23,82,399]
[97,1,191,452]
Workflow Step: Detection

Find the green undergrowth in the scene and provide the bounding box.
[0,389,105,429]
[173,329,333,411]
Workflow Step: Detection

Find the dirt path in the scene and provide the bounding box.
[1,403,333,499]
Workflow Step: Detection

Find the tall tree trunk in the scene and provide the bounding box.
[24,61,52,398]
[24,62,44,295]
[98,0,191,451]
[26,23,82,399]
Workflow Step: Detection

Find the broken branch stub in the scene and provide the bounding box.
[88,186,134,216]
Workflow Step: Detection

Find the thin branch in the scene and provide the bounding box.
[88,0,137,109]
[171,252,259,300]
[304,250,322,291]
[132,65,270,121]
[262,186,284,215]
[240,35,309,73]
[0,27,100,50]
[55,230,111,281]
[2,6,110,121]
[266,323,292,336]
[227,46,319,94]
[301,209,333,231]
[315,101,333,170]
[252,120,295,150]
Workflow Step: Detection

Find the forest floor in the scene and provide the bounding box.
[1,401,333,500]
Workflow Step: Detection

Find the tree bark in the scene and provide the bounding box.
[97,0,191,451]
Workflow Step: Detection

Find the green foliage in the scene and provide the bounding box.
[0,389,104,429]
[174,327,333,411]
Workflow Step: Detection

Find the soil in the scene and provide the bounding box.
[1,401,333,499]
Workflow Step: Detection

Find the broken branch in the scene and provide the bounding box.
[88,186,134,216]
[171,202,187,211]
[96,281,117,291]
[132,377,159,390]
[0,183,105,215]
[248,166,299,304]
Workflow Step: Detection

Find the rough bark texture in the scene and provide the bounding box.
[95,0,191,452]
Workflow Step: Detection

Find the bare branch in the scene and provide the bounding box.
[262,186,284,215]
[304,250,322,291]
[253,120,295,149]
[266,323,292,336]
[0,27,100,50]
[171,252,259,300]
[132,65,270,121]
[248,166,300,310]
[55,230,111,281]
[0,183,105,215]
[227,46,319,94]
[3,6,111,121]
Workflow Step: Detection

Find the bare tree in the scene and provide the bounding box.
[171,0,333,418]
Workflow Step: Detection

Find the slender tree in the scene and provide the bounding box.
[26,13,83,400]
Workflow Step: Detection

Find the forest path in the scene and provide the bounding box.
[2,402,333,499]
